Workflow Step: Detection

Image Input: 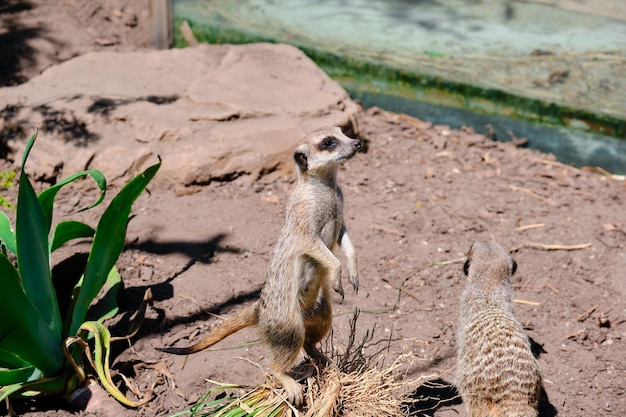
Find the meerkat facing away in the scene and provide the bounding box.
[456,240,542,417]
[159,127,361,406]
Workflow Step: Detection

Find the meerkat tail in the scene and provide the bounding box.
[158,303,259,355]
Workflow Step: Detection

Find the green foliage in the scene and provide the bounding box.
[0,170,17,209]
[0,171,16,188]
[170,383,294,417]
[0,130,160,407]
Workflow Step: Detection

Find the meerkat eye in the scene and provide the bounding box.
[319,137,337,150]
[511,259,518,275]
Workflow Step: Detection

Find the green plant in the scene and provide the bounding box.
[171,382,295,417]
[0,170,17,209]
[0,130,160,408]
[0,171,16,188]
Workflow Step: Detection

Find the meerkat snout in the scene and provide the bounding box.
[346,138,362,151]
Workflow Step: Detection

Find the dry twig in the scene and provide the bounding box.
[514,223,545,231]
[513,299,540,306]
[509,185,555,204]
[371,223,405,237]
[510,241,591,252]
[382,277,419,302]
[575,305,599,322]
[544,282,559,295]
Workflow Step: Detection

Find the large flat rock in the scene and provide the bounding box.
[0,43,358,186]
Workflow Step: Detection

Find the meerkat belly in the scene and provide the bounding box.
[319,219,339,248]
[310,187,341,248]
[297,255,326,309]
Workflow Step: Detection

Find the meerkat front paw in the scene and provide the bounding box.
[349,272,359,293]
[330,268,344,299]
[346,254,358,294]
[339,231,359,294]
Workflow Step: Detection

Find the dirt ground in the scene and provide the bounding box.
[2,1,626,416]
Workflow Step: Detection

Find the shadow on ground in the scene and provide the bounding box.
[117,233,254,336]
[0,93,180,157]
[403,377,462,416]
[403,376,557,416]
[0,0,38,87]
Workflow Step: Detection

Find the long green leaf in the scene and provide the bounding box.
[0,366,42,386]
[0,254,64,374]
[79,321,150,407]
[88,266,122,324]
[0,372,75,402]
[0,347,32,369]
[0,383,25,403]
[50,220,95,253]
[20,132,37,171]
[15,157,62,341]
[38,169,106,232]
[69,161,160,336]
[168,389,238,417]
[0,212,16,254]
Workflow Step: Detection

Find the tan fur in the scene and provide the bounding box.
[159,126,361,406]
[456,241,542,417]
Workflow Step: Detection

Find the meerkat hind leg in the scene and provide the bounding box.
[260,310,306,406]
[271,350,304,406]
[303,291,333,365]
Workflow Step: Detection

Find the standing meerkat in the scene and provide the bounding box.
[456,240,542,417]
[159,126,361,406]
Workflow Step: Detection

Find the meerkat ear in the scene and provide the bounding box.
[511,259,517,275]
[463,259,470,276]
[294,149,308,171]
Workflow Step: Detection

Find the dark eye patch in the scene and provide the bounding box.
[318,136,337,151]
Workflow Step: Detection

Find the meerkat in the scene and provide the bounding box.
[456,240,542,417]
[159,126,361,406]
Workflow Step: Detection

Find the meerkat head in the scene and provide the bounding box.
[463,240,517,287]
[293,127,361,176]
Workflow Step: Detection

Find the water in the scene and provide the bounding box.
[355,91,626,174]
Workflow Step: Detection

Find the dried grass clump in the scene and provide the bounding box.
[185,310,423,417]
[194,382,296,417]
[304,354,417,417]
